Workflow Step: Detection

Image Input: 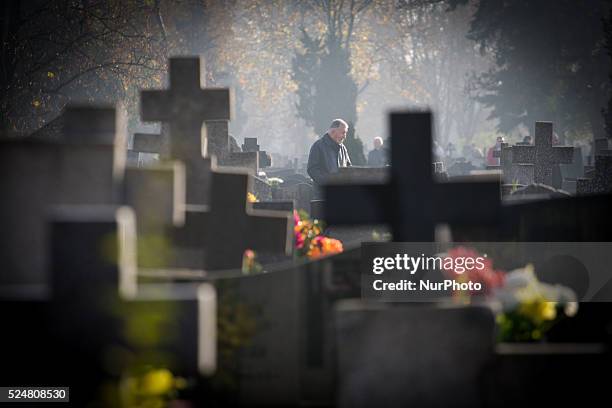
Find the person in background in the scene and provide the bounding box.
[307,118,352,188]
[486,136,505,166]
[367,136,387,166]
[517,135,532,145]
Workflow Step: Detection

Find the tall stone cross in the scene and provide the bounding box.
[511,122,574,186]
[141,57,230,204]
[324,112,501,241]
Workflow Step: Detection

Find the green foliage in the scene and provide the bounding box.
[291,5,367,150]
[312,46,358,135]
[344,121,366,165]
[604,6,612,139]
[461,0,610,141]
[292,28,323,131]
[213,281,259,391]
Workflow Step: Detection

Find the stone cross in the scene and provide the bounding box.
[204,169,292,270]
[242,137,271,168]
[141,57,230,204]
[242,137,260,152]
[576,155,612,195]
[511,122,574,186]
[207,121,259,173]
[491,143,534,185]
[172,166,292,270]
[324,112,501,241]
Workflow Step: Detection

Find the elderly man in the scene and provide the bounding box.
[307,118,352,187]
[367,136,387,166]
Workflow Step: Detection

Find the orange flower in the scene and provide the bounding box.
[307,236,343,259]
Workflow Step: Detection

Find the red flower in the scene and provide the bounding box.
[443,246,505,295]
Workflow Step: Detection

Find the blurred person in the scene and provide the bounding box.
[486,136,505,166]
[367,136,387,166]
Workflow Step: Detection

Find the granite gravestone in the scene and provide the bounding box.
[560,147,584,193]
[576,155,612,195]
[511,122,573,187]
[242,137,272,168]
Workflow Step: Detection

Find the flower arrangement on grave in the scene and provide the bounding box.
[442,246,506,302]
[442,246,578,342]
[267,177,284,187]
[267,177,284,199]
[495,264,577,342]
[102,299,193,407]
[242,249,263,274]
[293,210,343,259]
[120,367,188,407]
[247,192,258,203]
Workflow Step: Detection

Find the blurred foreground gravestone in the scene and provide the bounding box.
[0,105,126,288]
[335,302,496,408]
[1,205,217,405]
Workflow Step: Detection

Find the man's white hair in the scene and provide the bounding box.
[329,118,348,130]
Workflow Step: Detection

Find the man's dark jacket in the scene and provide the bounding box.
[367,147,387,166]
[307,133,352,185]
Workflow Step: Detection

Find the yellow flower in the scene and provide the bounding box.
[47,71,55,78]
[140,368,174,396]
[518,299,557,323]
[247,192,258,203]
[32,99,41,108]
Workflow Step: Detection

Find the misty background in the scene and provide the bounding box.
[1,0,610,163]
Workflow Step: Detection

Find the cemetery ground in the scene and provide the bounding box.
[2,57,612,407]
